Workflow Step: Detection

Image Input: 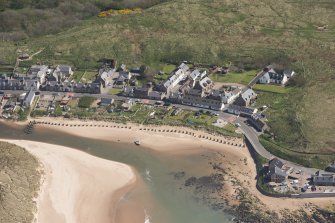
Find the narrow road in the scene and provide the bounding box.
[235,118,273,159]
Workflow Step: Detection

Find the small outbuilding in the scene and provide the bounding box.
[100,98,114,106]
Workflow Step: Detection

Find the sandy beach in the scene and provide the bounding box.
[30,117,244,152]
[29,117,335,212]
[2,139,136,223]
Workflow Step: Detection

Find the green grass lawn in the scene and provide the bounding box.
[154,73,170,82]
[210,70,257,85]
[223,123,237,133]
[67,98,79,108]
[108,88,123,95]
[162,64,176,74]
[16,66,29,74]
[253,84,290,94]
[81,71,97,83]
[72,71,85,82]
[187,114,218,126]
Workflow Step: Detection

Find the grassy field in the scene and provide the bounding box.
[260,135,335,169]
[253,84,290,94]
[0,0,334,165]
[210,70,257,85]
[0,142,41,223]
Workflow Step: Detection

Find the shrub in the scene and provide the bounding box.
[78,96,95,108]
[31,110,48,117]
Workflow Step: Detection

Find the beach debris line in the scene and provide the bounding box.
[24,121,36,134]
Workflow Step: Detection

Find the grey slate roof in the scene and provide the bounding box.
[274,166,288,178]
[269,158,284,170]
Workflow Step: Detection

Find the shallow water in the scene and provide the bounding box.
[0,122,233,223]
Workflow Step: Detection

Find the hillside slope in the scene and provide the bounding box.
[0,0,334,166]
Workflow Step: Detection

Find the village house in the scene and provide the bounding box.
[169,92,182,103]
[182,77,224,110]
[248,113,267,132]
[189,69,207,85]
[23,79,40,91]
[133,87,151,99]
[22,90,36,107]
[49,65,73,82]
[157,63,190,94]
[148,91,165,100]
[312,171,335,186]
[115,71,132,86]
[96,68,115,87]
[41,82,101,94]
[73,83,101,94]
[0,78,26,90]
[227,104,257,117]
[27,65,48,84]
[54,65,73,78]
[266,158,287,183]
[221,87,241,104]
[122,86,135,97]
[258,68,295,85]
[234,88,257,107]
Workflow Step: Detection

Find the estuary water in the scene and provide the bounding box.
[0,122,233,223]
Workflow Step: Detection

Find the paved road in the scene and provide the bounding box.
[235,118,273,159]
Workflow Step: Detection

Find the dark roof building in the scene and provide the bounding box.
[267,158,287,183]
[312,171,335,186]
[234,88,257,107]
[227,104,257,117]
[248,113,267,132]
[134,87,150,99]
[326,163,335,173]
[100,98,114,106]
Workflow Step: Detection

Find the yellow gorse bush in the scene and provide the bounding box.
[98,8,142,17]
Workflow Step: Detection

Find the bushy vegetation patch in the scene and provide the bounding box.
[78,96,95,108]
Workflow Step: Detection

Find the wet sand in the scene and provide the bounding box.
[1,139,136,223]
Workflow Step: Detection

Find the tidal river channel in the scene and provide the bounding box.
[0,122,234,223]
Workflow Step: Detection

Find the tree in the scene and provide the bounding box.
[54,105,62,116]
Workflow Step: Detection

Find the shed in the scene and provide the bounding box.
[100,98,114,106]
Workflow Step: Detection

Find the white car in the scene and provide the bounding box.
[235,123,241,127]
